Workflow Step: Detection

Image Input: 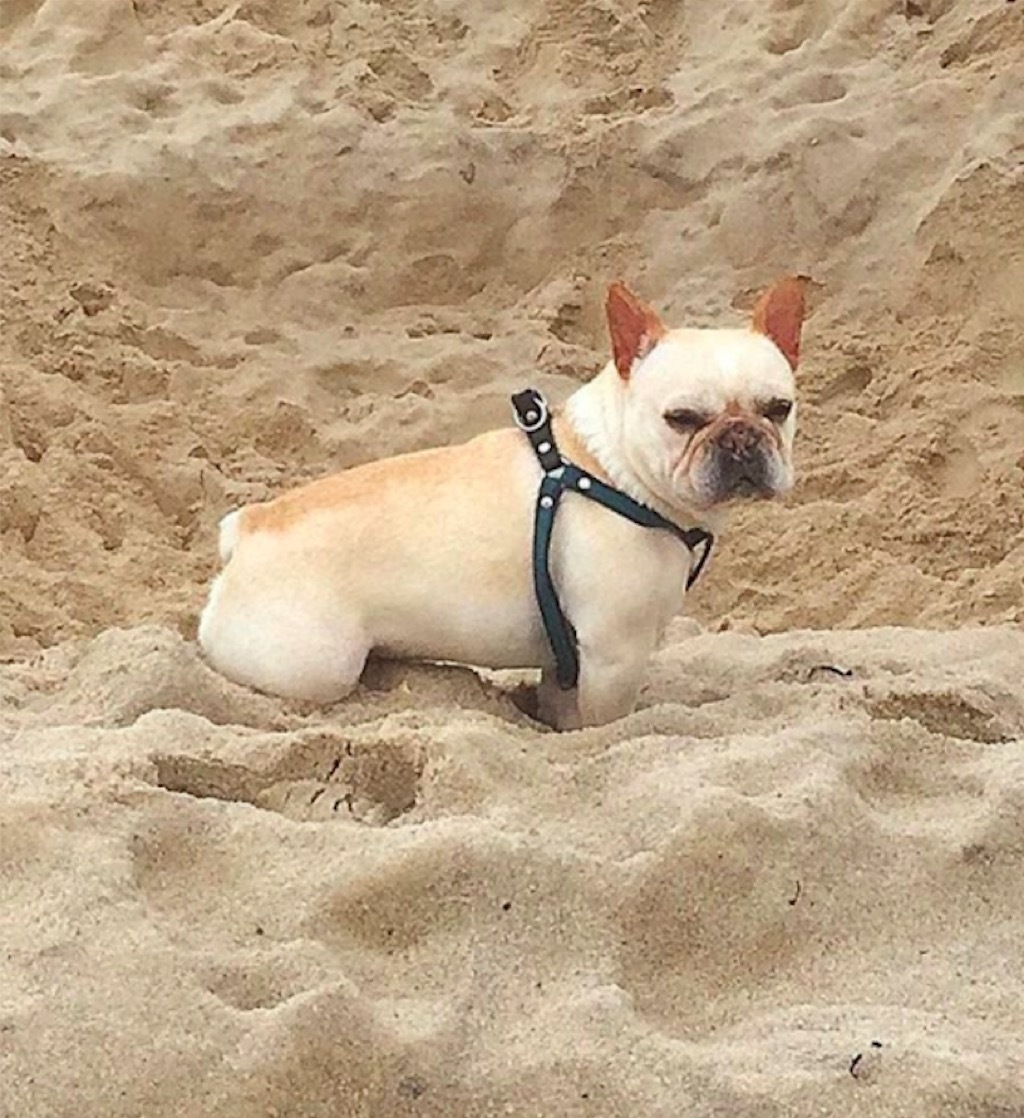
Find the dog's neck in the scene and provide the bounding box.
[559,364,714,530]
[555,370,628,489]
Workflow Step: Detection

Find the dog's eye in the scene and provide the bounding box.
[664,409,710,433]
[762,398,793,424]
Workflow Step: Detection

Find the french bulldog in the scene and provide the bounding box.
[198,277,806,729]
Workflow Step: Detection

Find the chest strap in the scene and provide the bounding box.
[512,388,714,691]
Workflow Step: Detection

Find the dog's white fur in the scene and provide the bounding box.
[199,279,806,729]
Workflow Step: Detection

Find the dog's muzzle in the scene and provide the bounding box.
[709,420,777,499]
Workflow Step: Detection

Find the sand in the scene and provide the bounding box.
[1,0,1023,1115]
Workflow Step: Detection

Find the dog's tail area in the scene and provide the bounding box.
[217,509,243,564]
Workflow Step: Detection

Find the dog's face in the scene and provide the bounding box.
[606,278,806,511]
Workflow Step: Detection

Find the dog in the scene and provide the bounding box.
[198,277,806,729]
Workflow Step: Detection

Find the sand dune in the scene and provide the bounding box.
[1,0,1023,1115]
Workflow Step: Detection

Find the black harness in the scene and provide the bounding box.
[512,388,714,691]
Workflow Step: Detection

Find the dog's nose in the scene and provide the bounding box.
[716,420,763,456]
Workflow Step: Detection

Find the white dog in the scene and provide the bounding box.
[199,278,806,729]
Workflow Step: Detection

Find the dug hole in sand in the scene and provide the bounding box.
[1,1,1023,1116]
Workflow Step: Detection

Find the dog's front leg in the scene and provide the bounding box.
[575,647,649,728]
[536,669,581,731]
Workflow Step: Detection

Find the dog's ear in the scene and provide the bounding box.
[752,276,807,371]
[606,282,666,380]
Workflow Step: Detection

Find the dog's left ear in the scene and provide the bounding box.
[752,276,808,370]
[606,282,666,380]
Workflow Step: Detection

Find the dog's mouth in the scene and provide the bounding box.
[728,473,774,500]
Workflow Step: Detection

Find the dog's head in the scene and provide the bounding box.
[606,277,807,511]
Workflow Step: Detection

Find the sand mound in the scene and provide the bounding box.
[2,0,1023,1115]
[3,623,1024,1115]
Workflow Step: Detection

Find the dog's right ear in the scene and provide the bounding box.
[606,282,666,380]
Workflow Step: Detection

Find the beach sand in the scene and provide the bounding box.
[1,1,1023,1115]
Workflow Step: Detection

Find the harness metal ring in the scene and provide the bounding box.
[514,397,549,434]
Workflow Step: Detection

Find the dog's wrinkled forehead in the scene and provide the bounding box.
[633,328,796,412]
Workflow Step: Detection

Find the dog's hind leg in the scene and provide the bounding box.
[199,574,370,703]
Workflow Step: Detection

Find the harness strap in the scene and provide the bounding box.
[511,388,714,691]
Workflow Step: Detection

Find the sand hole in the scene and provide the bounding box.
[868,691,1011,744]
[153,732,425,826]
